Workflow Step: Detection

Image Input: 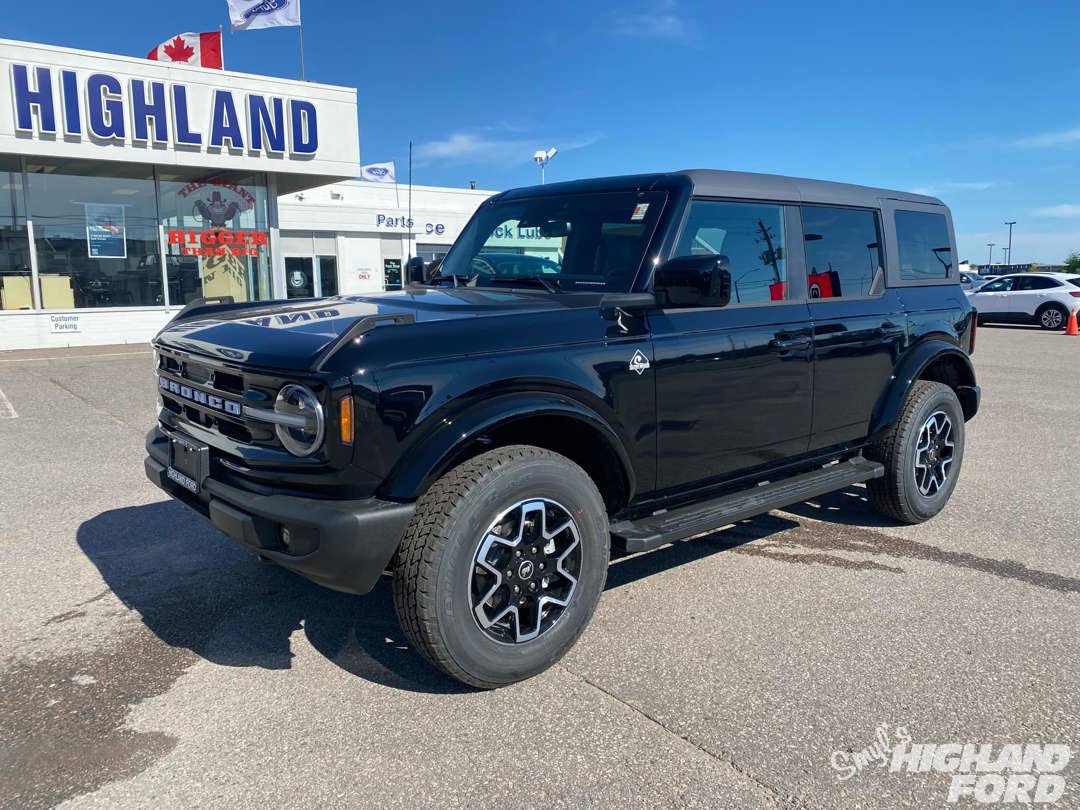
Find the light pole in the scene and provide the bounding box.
[533,147,558,184]
[1004,221,1016,268]
[987,242,995,268]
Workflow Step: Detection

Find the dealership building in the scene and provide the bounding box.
[0,37,494,350]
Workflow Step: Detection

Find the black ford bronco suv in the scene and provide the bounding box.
[145,170,979,688]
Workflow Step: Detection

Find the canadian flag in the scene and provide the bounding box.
[147,32,224,70]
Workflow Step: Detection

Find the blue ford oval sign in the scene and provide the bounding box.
[244,0,290,20]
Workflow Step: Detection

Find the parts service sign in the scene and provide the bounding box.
[0,40,359,177]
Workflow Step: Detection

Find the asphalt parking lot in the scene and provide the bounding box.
[1,326,1078,809]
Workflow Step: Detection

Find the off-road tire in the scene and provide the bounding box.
[392,445,609,688]
[866,380,965,524]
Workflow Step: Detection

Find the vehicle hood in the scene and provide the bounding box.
[154,287,605,372]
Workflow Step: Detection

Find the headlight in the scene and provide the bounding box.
[274,384,325,457]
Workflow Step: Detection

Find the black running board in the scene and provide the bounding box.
[610,457,884,553]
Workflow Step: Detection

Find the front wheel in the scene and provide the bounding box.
[392,445,609,688]
[866,380,966,524]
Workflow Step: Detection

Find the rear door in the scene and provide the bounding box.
[650,199,813,491]
[800,204,905,450]
[1009,275,1063,318]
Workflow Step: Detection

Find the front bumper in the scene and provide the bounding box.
[145,426,414,595]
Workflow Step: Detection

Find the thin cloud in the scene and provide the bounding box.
[414,131,602,166]
[1032,204,1080,218]
[909,181,997,196]
[1010,125,1080,149]
[615,0,692,40]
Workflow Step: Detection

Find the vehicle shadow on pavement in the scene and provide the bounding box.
[78,501,808,693]
[780,485,900,528]
[605,513,804,590]
[77,500,472,694]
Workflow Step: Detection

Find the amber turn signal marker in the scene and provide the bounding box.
[339,396,354,444]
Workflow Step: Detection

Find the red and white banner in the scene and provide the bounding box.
[146,32,223,70]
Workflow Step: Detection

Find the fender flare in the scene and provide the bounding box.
[868,338,977,437]
[381,392,638,502]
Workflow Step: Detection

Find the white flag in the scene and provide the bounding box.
[361,162,397,183]
[228,0,301,31]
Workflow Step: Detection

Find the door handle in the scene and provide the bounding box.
[876,321,905,339]
[769,336,811,352]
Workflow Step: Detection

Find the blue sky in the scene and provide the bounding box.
[6,0,1080,263]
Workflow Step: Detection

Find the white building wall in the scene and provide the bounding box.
[338,234,385,294]
[0,308,172,350]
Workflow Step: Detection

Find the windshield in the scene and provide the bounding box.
[436,191,666,292]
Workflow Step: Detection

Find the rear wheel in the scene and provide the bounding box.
[392,445,609,688]
[1037,303,1068,331]
[866,380,965,524]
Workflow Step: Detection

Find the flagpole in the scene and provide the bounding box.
[218,24,225,70]
[297,24,307,81]
[408,141,413,259]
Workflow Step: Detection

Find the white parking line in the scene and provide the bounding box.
[0,386,16,419]
[0,350,153,364]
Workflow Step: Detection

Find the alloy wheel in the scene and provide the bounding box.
[470,499,581,644]
[913,410,955,497]
[1041,309,1064,329]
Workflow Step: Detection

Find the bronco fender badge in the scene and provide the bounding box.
[629,350,651,375]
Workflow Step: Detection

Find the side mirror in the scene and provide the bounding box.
[653,255,731,308]
[405,256,426,285]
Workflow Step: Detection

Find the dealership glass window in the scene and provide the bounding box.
[285,255,338,298]
[416,243,451,264]
[157,169,272,306]
[0,157,32,311]
[675,200,788,304]
[895,210,952,280]
[801,206,885,298]
[27,161,161,309]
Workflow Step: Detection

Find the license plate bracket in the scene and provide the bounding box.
[168,435,209,494]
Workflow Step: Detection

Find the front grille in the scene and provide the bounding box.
[155,347,321,453]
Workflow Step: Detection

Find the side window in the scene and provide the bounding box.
[980,278,1014,292]
[674,200,788,304]
[1014,276,1060,291]
[801,206,884,299]
[895,210,952,280]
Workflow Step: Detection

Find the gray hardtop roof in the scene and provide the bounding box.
[496,170,946,209]
[677,169,945,207]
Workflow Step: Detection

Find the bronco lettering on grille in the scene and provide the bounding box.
[159,376,242,416]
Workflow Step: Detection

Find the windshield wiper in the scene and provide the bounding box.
[484,274,561,293]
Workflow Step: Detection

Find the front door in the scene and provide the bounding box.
[651,199,814,492]
[967,276,1015,317]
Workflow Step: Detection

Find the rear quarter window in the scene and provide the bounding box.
[895,210,953,281]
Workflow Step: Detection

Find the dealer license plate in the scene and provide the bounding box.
[168,435,209,494]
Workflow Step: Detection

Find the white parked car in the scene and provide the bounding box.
[965,273,1080,330]
[959,271,989,291]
